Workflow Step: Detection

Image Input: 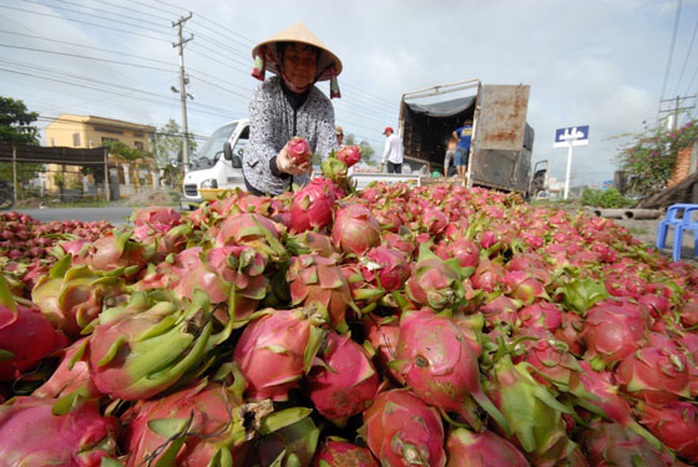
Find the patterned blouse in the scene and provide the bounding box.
[243,76,338,195]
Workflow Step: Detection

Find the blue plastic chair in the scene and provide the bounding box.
[655,204,698,261]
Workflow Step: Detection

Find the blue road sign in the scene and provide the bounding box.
[554,125,590,148]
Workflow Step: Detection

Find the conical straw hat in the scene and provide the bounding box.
[251,22,342,81]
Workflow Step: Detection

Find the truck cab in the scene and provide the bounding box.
[180,119,249,210]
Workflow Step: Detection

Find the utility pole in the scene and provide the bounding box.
[172,13,193,173]
[658,94,696,131]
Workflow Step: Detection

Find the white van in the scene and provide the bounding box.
[180,119,249,210]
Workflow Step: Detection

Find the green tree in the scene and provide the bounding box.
[614,117,698,197]
[150,119,196,187]
[0,96,42,192]
[0,95,40,145]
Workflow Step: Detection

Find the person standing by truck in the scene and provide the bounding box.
[453,119,473,180]
[443,132,458,177]
[244,23,342,196]
[381,126,404,174]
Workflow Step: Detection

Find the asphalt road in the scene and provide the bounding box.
[14,206,137,225]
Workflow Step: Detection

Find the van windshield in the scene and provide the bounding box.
[192,122,238,167]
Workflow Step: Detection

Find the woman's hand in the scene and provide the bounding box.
[276,143,310,175]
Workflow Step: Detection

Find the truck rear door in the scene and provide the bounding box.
[469,85,532,192]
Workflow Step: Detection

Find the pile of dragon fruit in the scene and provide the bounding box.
[1,177,698,465]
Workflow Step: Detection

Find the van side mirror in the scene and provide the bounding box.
[231,154,242,168]
[223,142,233,161]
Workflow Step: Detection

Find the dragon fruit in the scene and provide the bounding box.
[331,203,382,256]
[88,290,229,400]
[73,230,153,279]
[31,255,127,339]
[313,439,379,467]
[287,136,312,164]
[0,396,118,466]
[636,401,698,463]
[156,245,270,325]
[0,275,68,382]
[233,305,327,401]
[33,337,99,399]
[581,420,675,467]
[445,428,529,467]
[434,237,480,270]
[336,145,362,168]
[361,245,411,292]
[581,298,649,370]
[212,212,285,261]
[395,308,508,433]
[122,378,263,466]
[306,331,380,427]
[290,178,338,234]
[287,253,353,331]
[485,354,578,465]
[405,242,465,311]
[359,388,446,467]
[615,345,690,404]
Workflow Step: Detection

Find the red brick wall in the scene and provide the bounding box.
[668,146,695,187]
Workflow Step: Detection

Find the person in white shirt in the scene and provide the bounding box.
[380,126,404,174]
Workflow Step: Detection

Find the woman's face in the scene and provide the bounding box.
[282,43,318,90]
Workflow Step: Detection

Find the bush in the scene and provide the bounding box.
[580,188,634,209]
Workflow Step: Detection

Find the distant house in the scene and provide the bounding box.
[44,115,156,196]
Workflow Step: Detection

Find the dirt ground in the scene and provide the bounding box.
[613,216,698,265]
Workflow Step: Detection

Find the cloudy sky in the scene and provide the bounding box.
[1,0,697,186]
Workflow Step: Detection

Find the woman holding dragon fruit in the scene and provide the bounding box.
[243,23,342,196]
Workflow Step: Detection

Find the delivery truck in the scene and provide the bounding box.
[398,79,546,197]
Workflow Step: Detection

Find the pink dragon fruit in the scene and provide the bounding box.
[420,207,449,235]
[615,345,690,404]
[485,354,577,465]
[0,275,68,382]
[359,388,446,467]
[553,311,585,356]
[289,178,338,234]
[636,401,698,463]
[521,337,583,391]
[122,378,263,466]
[73,230,154,279]
[581,420,675,467]
[287,253,354,331]
[434,237,480,270]
[0,396,118,466]
[405,242,465,311]
[33,337,99,399]
[581,298,649,370]
[445,428,529,467]
[306,331,380,427]
[504,271,551,305]
[131,205,183,227]
[395,308,508,433]
[233,305,327,401]
[287,136,312,164]
[163,245,270,325]
[480,294,522,330]
[361,245,411,292]
[517,300,562,333]
[88,290,229,400]
[331,203,382,256]
[31,256,127,339]
[312,439,379,467]
[363,315,404,385]
[212,212,285,259]
[336,145,362,168]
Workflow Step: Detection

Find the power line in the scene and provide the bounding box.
[659,0,683,102]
